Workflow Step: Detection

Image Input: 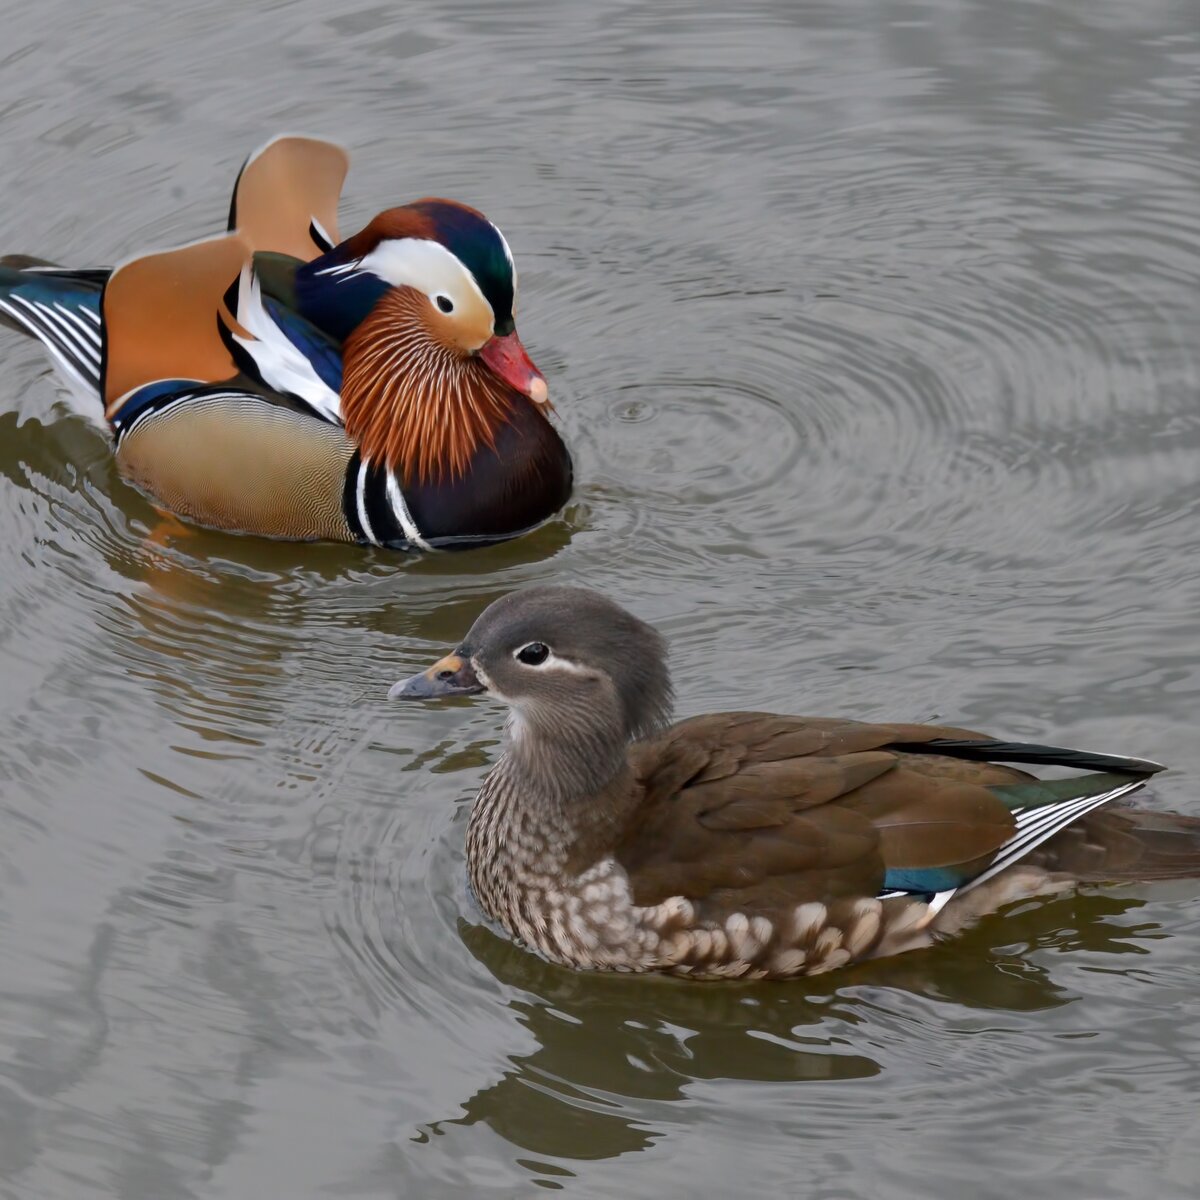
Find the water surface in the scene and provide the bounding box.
[2,1,1199,1196]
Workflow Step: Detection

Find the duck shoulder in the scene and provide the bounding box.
[102,234,252,416]
[617,713,1025,913]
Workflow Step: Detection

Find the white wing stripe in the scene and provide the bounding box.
[10,295,96,370]
[958,782,1143,895]
[53,302,103,362]
[877,780,1143,903]
[0,296,97,394]
[36,301,100,370]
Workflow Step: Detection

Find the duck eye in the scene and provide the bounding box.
[435,294,455,314]
[516,642,549,666]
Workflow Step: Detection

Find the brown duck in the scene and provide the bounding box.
[391,586,1200,979]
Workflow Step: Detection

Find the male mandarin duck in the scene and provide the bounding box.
[0,136,572,549]
[391,587,1200,979]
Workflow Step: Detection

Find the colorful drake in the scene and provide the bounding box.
[0,136,572,549]
[392,586,1200,979]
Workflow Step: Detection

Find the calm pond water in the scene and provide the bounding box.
[2,1,1200,1196]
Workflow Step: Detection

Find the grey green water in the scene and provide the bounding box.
[2,1,1199,1196]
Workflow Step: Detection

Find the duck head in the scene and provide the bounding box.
[297,199,549,483]
[391,587,675,796]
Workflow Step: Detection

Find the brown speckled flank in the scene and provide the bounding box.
[466,758,1083,978]
[394,587,1200,980]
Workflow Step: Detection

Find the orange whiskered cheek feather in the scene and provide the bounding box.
[341,286,520,484]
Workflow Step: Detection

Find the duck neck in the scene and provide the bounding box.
[341,288,516,485]
[467,720,639,912]
[507,709,633,810]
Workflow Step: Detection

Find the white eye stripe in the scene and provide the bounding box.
[512,645,592,675]
[544,653,593,676]
[352,237,492,318]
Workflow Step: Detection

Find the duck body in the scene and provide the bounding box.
[0,137,571,549]
[393,587,1200,980]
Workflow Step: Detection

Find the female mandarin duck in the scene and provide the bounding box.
[0,136,571,549]
[392,587,1200,979]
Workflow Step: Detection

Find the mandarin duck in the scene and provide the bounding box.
[0,136,571,549]
[391,586,1200,979]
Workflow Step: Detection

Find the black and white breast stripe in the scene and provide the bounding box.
[341,452,432,552]
[0,295,102,395]
[877,776,1144,917]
